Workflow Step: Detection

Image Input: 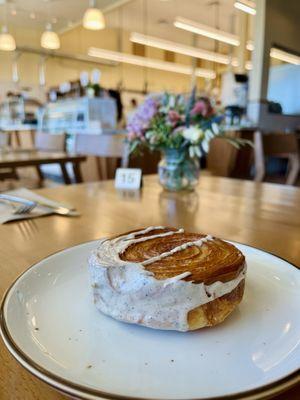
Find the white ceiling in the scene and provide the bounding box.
[107,0,240,49]
[0,0,119,31]
[0,0,244,52]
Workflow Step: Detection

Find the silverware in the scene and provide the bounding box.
[0,194,37,215]
[0,194,80,217]
[13,203,37,215]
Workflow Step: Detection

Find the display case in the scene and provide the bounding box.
[0,95,41,127]
[37,97,117,151]
[38,97,117,135]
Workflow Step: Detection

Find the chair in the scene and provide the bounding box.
[0,131,9,148]
[34,132,67,183]
[128,147,161,174]
[35,132,66,152]
[0,132,19,181]
[75,134,128,180]
[207,129,255,179]
[254,131,300,185]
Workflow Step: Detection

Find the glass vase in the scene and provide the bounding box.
[158,148,200,191]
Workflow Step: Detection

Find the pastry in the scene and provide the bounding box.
[88,226,246,332]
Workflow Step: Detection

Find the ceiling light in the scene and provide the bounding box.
[246,42,300,65]
[83,0,105,30]
[174,17,240,46]
[245,61,252,70]
[0,26,16,51]
[130,32,231,65]
[270,48,300,65]
[41,23,60,50]
[246,40,254,51]
[88,47,216,79]
[234,1,256,15]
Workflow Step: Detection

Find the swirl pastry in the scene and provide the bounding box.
[89,227,246,331]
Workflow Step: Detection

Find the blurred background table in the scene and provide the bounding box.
[0,175,299,400]
[0,150,86,184]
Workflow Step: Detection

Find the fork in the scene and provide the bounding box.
[13,202,36,215]
[0,194,79,217]
[0,194,36,215]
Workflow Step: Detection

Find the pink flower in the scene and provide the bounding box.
[128,132,137,140]
[168,110,181,124]
[191,99,214,118]
[172,126,184,135]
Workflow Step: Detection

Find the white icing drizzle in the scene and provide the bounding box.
[142,234,213,266]
[116,226,166,242]
[163,271,192,287]
[88,226,246,331]
[122,228,184,249]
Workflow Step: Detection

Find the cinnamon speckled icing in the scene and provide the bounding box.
[88,227,246,331]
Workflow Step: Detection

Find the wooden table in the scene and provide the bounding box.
[0,150,86,184]
[0,175,299,400]
[0,124,37,147]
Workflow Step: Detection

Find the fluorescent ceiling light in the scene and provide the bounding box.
[246,42,300,65]
[88,47,216,79]
[270,48,300,65]
[174,17,240,46]
[234,1,256,15]
[130,32,231,65]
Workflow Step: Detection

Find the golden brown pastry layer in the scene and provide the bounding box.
[187,280,245,329]
[120,227,245,285]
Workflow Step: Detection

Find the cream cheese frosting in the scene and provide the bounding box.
[88,227,246,331]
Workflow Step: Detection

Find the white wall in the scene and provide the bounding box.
[268,64,300,115]
[248,0,300,130]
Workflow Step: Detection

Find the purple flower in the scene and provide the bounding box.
[126,97,158,138]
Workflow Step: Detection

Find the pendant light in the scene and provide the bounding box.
[41,23,60,50]
[0,0,16,51]
[83,0,105,30]
[0,26,16,51]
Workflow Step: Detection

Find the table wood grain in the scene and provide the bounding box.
[0,175,299,400]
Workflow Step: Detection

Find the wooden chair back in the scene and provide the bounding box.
[128,148,161,174]
[35,132,66,152]
[207,130,255,178]
[0,132,9,148]
[75,134,128,180]
[206,137,236,177]
[75,133,127,159]
[254,131,300,185]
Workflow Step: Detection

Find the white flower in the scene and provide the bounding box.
[182,127,203,143]
[168,95,176,108]
[189,146,195,158]
[205,129,214,140]
[189,145,202,158]
[211,122,220,135]
[202,138,210,153]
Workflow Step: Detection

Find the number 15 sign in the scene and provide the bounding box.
[115,168,142,190]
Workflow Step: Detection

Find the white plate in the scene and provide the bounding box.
[1,241,300,400]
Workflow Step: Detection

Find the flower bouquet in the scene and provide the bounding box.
[126,92,248,191]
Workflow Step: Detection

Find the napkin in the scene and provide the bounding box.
[0,188,73,224]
